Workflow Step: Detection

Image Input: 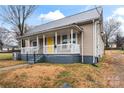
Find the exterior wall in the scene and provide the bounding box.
[80,23,93,56]
[98,33,104,58]
[79,21,104,63]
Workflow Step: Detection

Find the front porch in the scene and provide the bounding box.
[21,28,81,55]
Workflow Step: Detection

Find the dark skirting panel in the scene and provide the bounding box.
[20,54,98,64]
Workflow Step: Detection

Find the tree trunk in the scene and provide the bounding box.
[105,36,109,48]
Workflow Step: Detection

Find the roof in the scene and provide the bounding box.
[24,7,103,37]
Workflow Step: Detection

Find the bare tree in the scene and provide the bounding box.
[0,5,37,36]
[0,39,3,50]
[104,18,121,48]
[114,31,124,48]
[0,27,9,50]
[11,24,34,37]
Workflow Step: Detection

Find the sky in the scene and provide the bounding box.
[0,5,124,32]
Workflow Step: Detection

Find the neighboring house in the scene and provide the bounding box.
[0,45,12,52]
[0,44,18,52]
[108,42,117,48]
[19,7,104,64]
[0,27,18,51]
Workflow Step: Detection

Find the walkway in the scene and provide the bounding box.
[0,64,29,74]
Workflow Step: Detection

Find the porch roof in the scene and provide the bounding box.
[19,7,103,38]
[18,24,83,38]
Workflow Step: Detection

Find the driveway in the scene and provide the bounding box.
[106,50,124,87]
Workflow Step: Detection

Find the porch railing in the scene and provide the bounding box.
[43,45,54,54]
[21,46,39,54]
[21,44,80,54]
[43,44,80,54]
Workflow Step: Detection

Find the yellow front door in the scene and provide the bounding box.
[47,37,54,53]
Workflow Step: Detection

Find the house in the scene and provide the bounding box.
[108,42,117,48]
[18,7,104,64]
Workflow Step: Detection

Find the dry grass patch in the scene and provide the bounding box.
[0,61,115,88]
[105,50,124,64]
[0,65,66,87]
[0,50,120,88]
[0,60,25,68]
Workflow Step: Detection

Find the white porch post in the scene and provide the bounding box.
[60,35,62,44]
[71,29,73,53]
[55,32,57,53]
[27,38,31,54]
[28,38,30,47]
[37,36,39,47]
[75,33,78,44]
[60,35,62,51]
[20,39,22,48]
[37,35,39,54]
[43,34,45,54]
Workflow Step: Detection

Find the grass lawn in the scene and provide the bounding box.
[0,50,117,88]
[0,53,25,68]
[0,53,13,60]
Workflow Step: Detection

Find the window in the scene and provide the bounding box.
[32,41,37,46]
[70,33,76,43]
[73,33,76,43]
[62,35,68,44]
[57,36,60,44]
[22,40,25,47]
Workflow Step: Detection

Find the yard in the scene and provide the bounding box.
[0,62,112,88]
[0,53,25,68]
[0,53,13,60]
[0,50,123,88]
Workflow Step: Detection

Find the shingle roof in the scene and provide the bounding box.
[25,7,103,36]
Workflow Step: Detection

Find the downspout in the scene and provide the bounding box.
[81,30,84,63]
[93,20,97,64]
[94,21,97,63]
[93,20,95,64]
